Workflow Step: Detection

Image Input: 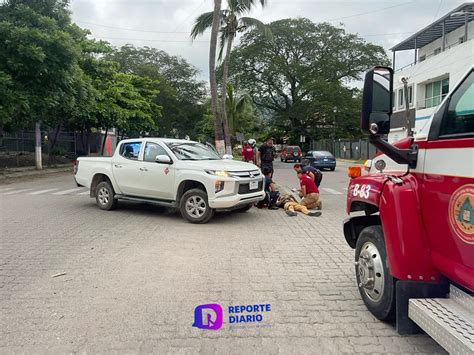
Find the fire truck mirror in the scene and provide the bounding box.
[361,66,393,136]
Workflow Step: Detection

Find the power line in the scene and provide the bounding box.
[325,1,415,22]
[91,35,209,44]
[172,0,207,33]
[76,20,190,34]
[362,31,414,37]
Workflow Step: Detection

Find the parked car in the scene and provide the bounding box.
[280,145,302,162]
[302,151,336,171]
[74,138,265,224]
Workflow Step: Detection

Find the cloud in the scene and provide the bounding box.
[70,0,467,81]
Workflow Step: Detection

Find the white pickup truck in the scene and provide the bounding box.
[74,138,265,223]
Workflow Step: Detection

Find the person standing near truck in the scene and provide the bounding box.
[241,141,254,163]
[257,137,276,176]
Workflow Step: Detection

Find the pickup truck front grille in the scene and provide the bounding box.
[238,181,263,194]
[229,170,261,179]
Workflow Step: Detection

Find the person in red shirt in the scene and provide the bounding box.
[241,141,254,163]
[297,170,322,210]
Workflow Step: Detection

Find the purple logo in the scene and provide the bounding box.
[192,304,223,330]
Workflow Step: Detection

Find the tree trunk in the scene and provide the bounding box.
[209,0,224,155]
[35,121,42,170]
[101,128,108,156]
[221,34,234,155]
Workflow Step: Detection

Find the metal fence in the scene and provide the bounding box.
[310,139,377,161]
[0,130,107,168]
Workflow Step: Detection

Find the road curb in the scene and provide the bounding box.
[0,165,72,182]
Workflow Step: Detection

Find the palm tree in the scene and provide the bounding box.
[208,0,224,154]
[191,0,270,155]
[226,83,252,135]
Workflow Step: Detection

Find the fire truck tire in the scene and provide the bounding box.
[355,225,396,321]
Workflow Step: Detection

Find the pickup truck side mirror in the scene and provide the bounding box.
[155,155,172,164]
[361,66,393,135]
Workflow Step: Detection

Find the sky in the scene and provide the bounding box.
[70,0,469,82]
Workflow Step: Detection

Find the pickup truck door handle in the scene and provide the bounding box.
[140,167,148,172]
[114,164,122,168]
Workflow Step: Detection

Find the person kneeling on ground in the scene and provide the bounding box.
[293,163,323,187]
[296,169,322,210]
[257,168,279,209]
[275,194,321,217]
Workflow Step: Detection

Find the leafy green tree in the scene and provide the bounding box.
[191,0,269,154]
[108,45,205,139]
[0,0,81,167]
[229,18,389,144]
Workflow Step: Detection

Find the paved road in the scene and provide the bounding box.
[0,162,444,353]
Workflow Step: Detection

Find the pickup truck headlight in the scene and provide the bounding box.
[205,170,229,177]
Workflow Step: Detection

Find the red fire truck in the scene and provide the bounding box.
[343,66,473,353]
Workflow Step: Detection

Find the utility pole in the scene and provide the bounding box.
[401,78,413,137]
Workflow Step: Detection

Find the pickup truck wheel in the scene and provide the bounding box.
[95,181,117,211]
[180,188,214,224]
[355,225,396,321]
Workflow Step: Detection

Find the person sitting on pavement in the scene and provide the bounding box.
[293,163,323,187]
[275,193,322,217]
[257,168,279,209]
[296,169,322,210]
[241,141,254,163]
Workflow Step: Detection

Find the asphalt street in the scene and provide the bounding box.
[0,161,444,353]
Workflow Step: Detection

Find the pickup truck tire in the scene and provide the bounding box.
[355,225,396,321]
[180,188,214,224]
[95,181,118,211]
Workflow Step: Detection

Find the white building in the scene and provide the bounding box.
[389,2,474,143]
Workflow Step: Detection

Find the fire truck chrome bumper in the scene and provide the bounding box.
[408,285,474,354]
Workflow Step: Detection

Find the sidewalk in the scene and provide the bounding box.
[0,164,72,183]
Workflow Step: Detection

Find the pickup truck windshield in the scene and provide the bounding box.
[166,142,222,161]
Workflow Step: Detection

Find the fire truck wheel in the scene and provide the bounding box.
[355,225,396,321]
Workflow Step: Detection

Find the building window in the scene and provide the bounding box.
[398,88,404,108]
[434,47,441,55]
[425,78,449,108]
[392,91,396,110]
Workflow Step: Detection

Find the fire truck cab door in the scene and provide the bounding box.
[419,69,474,291]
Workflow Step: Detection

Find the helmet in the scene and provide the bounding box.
[248,138,256,147]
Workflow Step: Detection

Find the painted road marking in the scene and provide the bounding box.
[53,188,85,195]
[77,190,90,195]
[2,188,34,195]
[28,188,60,195]
[321,188,344,195]
[0,188,13,192]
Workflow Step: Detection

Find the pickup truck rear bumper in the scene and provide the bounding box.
[209,190,265,209]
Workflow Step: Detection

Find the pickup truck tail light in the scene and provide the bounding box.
[73,160,79,175]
